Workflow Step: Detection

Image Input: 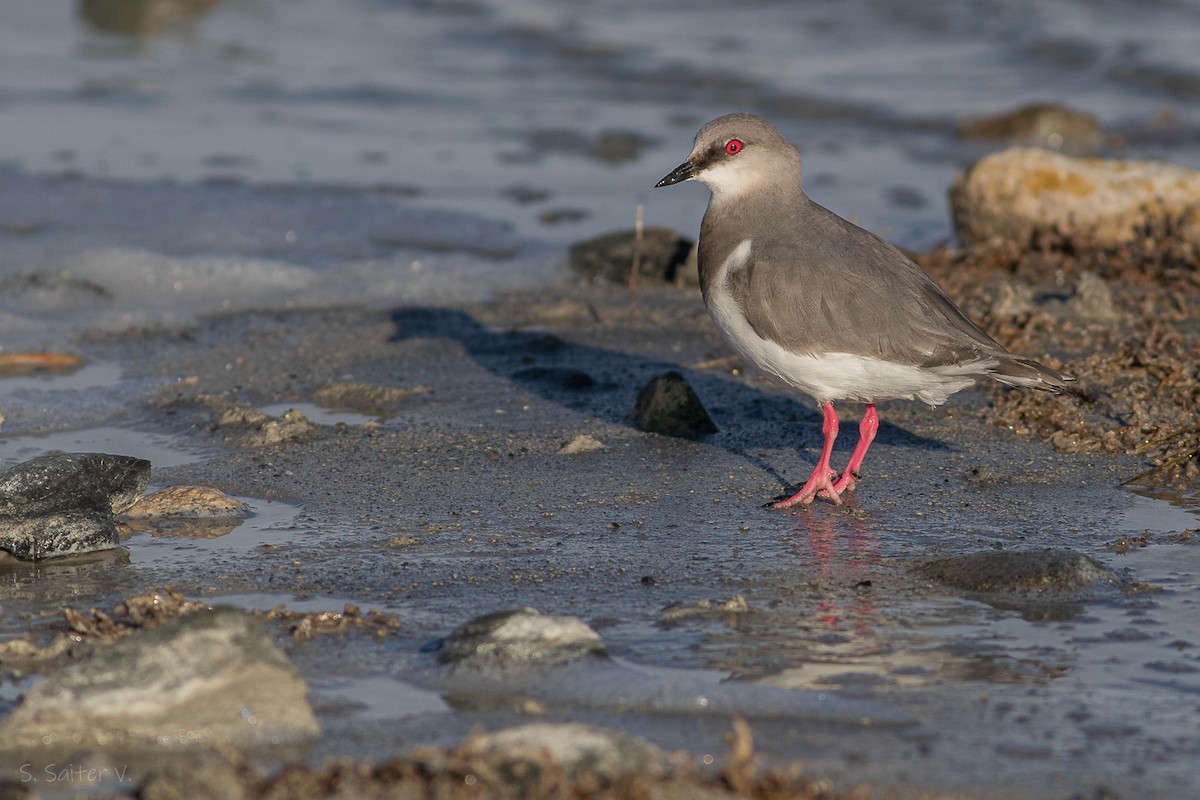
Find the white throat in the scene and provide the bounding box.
[696,160,771,202]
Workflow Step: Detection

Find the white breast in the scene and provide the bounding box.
[704,239,992,406]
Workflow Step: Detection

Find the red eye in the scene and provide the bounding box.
[725,139,743,155]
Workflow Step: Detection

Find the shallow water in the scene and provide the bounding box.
[258,401,376,427]
[123,494,304,563]
[0,424,203,467]
[2,0,1200,349]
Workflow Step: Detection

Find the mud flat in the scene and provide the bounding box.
[0,246,1197,798]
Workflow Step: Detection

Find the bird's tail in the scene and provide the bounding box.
[989,355,1082,396]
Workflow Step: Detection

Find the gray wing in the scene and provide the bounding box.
[728,200,997,365]
[719,199,1078,392]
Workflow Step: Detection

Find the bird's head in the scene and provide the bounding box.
[655,113,802,201]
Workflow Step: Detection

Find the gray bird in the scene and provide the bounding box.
[655,113,1078,508]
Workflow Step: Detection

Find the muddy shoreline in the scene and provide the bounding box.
[2,244,1197,798]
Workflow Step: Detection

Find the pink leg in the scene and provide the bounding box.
[831,404,878,495]
[770,401,843,509]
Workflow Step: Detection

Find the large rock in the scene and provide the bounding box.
[0,453,149,560]
[950,147,1200,250]
[0,608,318,748]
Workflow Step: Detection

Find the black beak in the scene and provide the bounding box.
[655,161,696,188]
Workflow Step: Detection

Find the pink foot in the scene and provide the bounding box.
[771,466,841,508]
[769,403,880,509]
[769,401,843,509]
[829,471,857,495]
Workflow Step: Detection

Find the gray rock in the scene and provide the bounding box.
[568,228,693,285]
[1066,271,1119,321]
[913,548,1119,594]
[437,608,606,669]
[0,608,318,748]
[458,723,668,783]
[958,103,1106,155]
[633,371,718,438]
[0,452,150,560]
[950,147,1200,250]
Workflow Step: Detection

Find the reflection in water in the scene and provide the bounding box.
[77,0,221,37]
[796,512,880,631]
[120,517,242,540]
[0,548,131,628]
[693,512,1078,691]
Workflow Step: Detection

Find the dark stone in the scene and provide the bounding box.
[632,371,718,438]
[568,228,693,285]
[0,452,150,560]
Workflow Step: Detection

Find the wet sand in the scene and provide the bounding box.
[2,248,1197,798]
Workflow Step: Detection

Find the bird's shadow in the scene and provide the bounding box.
[388,307,951,490]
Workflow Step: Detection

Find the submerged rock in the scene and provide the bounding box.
[568,227,693,285]
[660,595,750,624]
[633,371,718,438]
[913,548,1119,594]
[950,147,1200,251]
[0,607,318,748]
[912,548,1123,621]
[0,452,150,560]
[437,608,607,669]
